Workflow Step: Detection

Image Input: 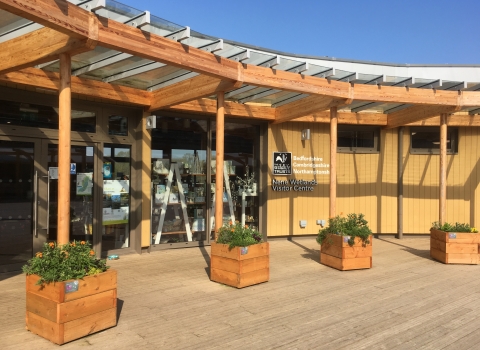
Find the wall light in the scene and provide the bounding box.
[145,115,156,130]
[301,129,310,140]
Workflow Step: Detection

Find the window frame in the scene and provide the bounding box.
[337,125,380,154]
[409,126,458,155]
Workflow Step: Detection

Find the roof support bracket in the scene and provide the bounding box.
[259,56,280,69]
[228,49,251,62]
[314,68,335,79]
[124,11,151,29]
[165,26,190,42]
[198,39,223,53]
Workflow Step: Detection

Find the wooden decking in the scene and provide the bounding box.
[1,236,480,349]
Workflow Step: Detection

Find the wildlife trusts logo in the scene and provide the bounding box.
[273,152,292,175]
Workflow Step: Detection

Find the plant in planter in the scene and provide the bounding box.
[430,221,480,264]
[211,221,269,288]
[317,213,373,271]
[23,241,117,345]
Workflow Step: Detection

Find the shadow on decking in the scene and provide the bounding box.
[199,243,211,278]
[116,299,124,323]
[287,238,320,263]
[375,237,430,260]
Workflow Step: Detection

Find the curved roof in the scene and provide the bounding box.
[0,0,479,125]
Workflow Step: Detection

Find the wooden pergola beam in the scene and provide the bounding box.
[0,27,96,75]
[294,111,387,125]
[164,99,275,120]
[166,99,389,124]
[384,105,459,129]
[149,76,241,112]
[2,0,480,108]
[406,114,480,126]
[273,95,346,124]
[0,0,97,39]
[0,67,151,106]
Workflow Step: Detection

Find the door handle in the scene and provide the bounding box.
[39,171,51,238]
[33,171,38,237]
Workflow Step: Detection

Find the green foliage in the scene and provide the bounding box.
[22,240,109,285]
[317,213,372,247]
[430,221,478,233]
[216,221,263,250]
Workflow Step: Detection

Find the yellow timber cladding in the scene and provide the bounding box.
[267,123,480,236]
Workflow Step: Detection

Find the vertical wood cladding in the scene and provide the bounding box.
[268,123,480,237]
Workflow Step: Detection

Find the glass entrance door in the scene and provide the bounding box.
[46,143,96,244]
[0,140,35,271]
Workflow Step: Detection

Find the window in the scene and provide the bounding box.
[0,100,96,132]
[337,126,380,153]
[410,127,458,154]
[108,115,128,136]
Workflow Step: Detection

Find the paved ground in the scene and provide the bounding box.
[1,236,480,349]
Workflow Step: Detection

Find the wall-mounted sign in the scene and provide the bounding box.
[273,152,292,175]
[272,179,318,192]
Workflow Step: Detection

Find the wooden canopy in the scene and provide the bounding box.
[0,0,479,126]
[1,0,479,242]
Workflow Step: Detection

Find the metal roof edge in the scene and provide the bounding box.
[223,39,480,69]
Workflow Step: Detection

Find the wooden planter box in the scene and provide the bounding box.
[210,242,269,288]
[26,269,117,345]
[320,234,373,271]
[430,229,480,264]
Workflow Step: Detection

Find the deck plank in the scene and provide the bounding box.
[1,237,480,349]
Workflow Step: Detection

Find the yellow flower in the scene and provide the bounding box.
[48,242,55,248]
[471,227,477,233]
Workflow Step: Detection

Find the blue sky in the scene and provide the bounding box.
[128,0,479,65]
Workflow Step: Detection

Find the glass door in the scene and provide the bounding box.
[46,142,97,244]
[0,140,36,271]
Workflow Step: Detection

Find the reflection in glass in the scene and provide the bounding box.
[151,117,207,244]
[48,144,94,243]
[108,115,128,136]
[0,100,96,132]
[0,141,34,268]
[102,144,131,251]
[212,121,260,236]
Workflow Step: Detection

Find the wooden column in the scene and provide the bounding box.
[397,127,404,239]
[215,92,225,238]
[439,113,447,224]
[57,53,71,245]
[329,107,337,218]
[141,111,152,249]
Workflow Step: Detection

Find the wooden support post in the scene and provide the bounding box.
[141,111,152,249]
[215,92,225,238]
[329,107,337,218]
[57,53,71,245]
[397,126,404,239]
[439,113,447,224]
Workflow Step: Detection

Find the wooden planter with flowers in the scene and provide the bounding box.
[430,229,480,264]
[320,234,373,271]
[211,221,269,288]
[210,242,269,288]
[317,213,373,271]
[23,241,116,344]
